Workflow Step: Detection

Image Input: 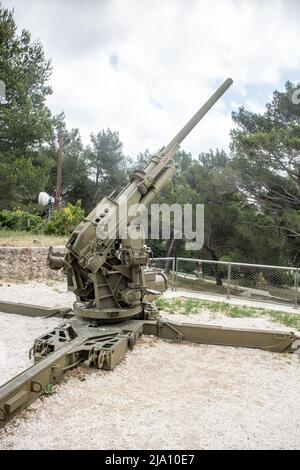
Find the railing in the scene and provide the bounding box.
[150,257,299,308]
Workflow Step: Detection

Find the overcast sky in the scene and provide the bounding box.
[3,0,300,157]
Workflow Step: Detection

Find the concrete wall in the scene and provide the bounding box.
[0,246,67,281]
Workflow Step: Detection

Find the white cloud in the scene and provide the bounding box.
[3,0,300,157]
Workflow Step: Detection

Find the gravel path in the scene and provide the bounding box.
[0,282,300,449]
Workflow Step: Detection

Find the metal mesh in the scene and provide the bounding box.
[151,257,299,307]
[228,262,298,306]
[176,258,229,296]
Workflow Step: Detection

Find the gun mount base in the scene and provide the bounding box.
[73,301,143,322]
[72,301,160,322]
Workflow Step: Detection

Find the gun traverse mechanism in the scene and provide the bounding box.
[48,78,234,322]
[1,78,300,429]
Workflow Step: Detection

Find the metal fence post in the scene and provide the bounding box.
[227,262,231,300]
[171,257,175,291]
[174,256,178,291]
[294,268,299,309]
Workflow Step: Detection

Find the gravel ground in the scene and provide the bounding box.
[0,282,75,385]
[0,281,74,307]
[0,281,300,449]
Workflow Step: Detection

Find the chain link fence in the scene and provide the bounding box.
[150,257,299,308]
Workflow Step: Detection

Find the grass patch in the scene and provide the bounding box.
[155,297,300,331]
[226,306,261,318]
[43,384,55,396]
[268,311,300,330]
[0,229,67,247]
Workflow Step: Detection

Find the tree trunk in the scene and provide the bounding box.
[164,238,181,273]
[203,244,223,286]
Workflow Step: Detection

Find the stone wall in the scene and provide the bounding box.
[0,246,67,281]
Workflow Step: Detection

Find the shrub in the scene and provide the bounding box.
[0,209,42,231]
[263,269,294,287]
[44,201,84,236]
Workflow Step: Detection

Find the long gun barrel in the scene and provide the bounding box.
[118,77,233,204]
[164,78,233,154]
[146,77,233,182]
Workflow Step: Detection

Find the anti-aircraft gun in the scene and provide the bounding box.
[1,78,299,428]
[47,78,234,323]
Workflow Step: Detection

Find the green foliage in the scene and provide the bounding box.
[154,297,168,309]
[43,384,55,395]
[44,201,84,235]
[85,129,130,205]
[231,81,300,266]
[0,202,84,236]
[0,208,42,231]
[183,298,199,314]
[226,306,259,318]
[46,127,94,211]
[268,310,300,330]
[264,270,294,288]
[0,5,55,209]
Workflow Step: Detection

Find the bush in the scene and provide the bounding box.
[263,269,294,287]
[0,209,42,231]
[0,201,84,236]
[44,201,84,235]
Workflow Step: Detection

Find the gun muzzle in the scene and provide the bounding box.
[164,78,233,154]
